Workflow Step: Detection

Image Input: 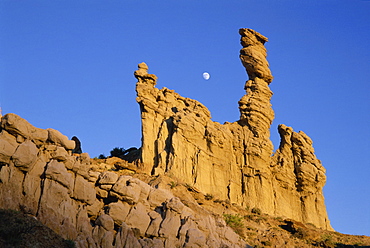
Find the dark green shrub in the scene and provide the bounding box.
[109,147,139,162]
[205,193,214,200]
[251,207,262,215]
[98,154,106,159]
[110,147,126,158]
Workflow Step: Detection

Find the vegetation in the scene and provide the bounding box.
[110,147,127,158]
[109,147,139,162]
[98,154,106,159]
[205,193,214,200]
[169,181,178,189]
[251,207,262,215]
[274,216,283,221]
[223,214,244,237]
[318,233,334,247]
[213,199,224,204]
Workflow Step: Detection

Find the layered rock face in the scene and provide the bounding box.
[135,28,332,230]
[0,113,246,248]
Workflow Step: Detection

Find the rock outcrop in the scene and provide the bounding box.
[0,113,247,248]
[134,28,332,230]
[0,28,333,248]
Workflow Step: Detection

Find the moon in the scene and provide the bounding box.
[203,72,210,80]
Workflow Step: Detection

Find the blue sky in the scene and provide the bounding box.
[1,0,369,236]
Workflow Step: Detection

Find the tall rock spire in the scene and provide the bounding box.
[237,28,274,171]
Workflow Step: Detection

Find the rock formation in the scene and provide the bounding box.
[0,113,246,248]
[134,28,332,230]
[0,28,334,248]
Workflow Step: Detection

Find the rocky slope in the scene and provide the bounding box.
[135,28,331,230]
[0,113,247,247]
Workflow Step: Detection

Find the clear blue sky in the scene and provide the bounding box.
[1,0,369,236]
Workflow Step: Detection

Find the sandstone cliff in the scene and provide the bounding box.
[0,113,247,247]
[135,28,332,230]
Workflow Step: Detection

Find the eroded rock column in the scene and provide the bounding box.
[238,28,275,170]
[232,28,276,215]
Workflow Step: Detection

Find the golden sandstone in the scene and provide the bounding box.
[135,28,331,230]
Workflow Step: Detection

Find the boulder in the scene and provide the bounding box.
[86,199,104,219]
[88,171,101,183]
[12,140,38,171]
[73,175,96,205]
[124,202,151,237]
[166,197,185,214]
[111,176,141,204]
[45,159,74,191]
[98,171,119,185]
[95,214,114,231]
[47,128,75,150]
[52,147,69,161]
[0,130,18,164]
[159,210,181,238]
[22,158,47,215]
[107,201,131,226]
[148,188,173,208]
[146,211,162,237]
[1,113,48,145]
[37,179,78,240]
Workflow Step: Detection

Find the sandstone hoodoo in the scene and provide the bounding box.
[0,28,336,247]
[135,28,332,230]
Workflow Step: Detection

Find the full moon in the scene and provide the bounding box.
[202,72,210,80]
